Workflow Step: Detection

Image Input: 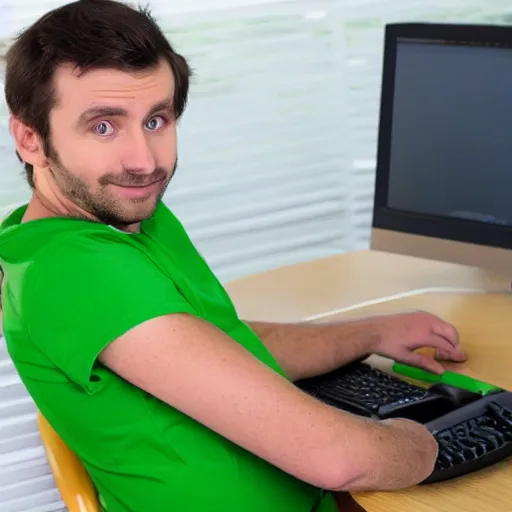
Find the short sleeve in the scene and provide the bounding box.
[25,234,196,393]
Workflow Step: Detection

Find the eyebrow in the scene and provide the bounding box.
[77,98,175,126]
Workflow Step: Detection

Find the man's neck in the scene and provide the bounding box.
[22,192,141,233]
[22,191,90,223]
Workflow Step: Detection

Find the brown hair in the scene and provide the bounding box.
[4,0,191,188]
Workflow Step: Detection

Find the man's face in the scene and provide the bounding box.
[47,59,178,227]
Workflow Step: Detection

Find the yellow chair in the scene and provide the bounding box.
[37,411,100,512]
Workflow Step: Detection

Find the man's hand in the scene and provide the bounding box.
[371,311,467,374]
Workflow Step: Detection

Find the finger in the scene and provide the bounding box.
[435,347,454,360]
[431,321,460,348]
[399,352,445,375]
[414,332,461,353]
[414,332,466,360]
[435,347,467,362]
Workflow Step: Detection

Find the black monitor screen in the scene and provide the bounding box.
[387,39,512,227]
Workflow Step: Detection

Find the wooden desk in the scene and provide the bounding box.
[226,250,510,323]
[226,250,512,512]
[327,292,512,512]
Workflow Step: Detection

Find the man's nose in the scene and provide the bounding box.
[122,131,156,174]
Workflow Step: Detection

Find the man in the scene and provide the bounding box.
[0,1,467,511]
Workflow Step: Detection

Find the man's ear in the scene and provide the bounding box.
[9,116,49,169]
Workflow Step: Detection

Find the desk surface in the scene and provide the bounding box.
[325,292,512,512]
[227,250,512,512]
[226,249,510,323]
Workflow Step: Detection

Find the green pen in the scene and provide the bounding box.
[392,362,503,395]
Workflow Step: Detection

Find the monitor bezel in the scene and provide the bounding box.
[373,22,512,251]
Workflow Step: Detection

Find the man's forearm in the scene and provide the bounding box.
[246,319,382,381]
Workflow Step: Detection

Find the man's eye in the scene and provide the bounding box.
[93,121,115,136]
[146,116,166,131]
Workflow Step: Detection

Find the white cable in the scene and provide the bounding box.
[302,286,512,323]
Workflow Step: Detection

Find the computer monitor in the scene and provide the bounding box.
[371,22,512,276]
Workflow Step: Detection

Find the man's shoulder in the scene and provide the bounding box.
[142,201,189,240]
[37,226,141,262]
[33,229,151,281]
[4,225,148,298]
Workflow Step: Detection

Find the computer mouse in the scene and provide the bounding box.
[429,383,481,407]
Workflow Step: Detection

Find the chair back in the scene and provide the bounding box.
[37,412,100,512]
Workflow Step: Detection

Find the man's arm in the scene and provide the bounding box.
[247,320,378,381]
[99,313,438,492]
[247,312,464,382]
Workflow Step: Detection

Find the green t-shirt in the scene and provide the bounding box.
[0,202,336,512]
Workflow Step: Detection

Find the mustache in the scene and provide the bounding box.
[99,161,177,187]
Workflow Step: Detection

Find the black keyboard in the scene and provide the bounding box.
[296,362,459,423]
[423,391,512,484]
